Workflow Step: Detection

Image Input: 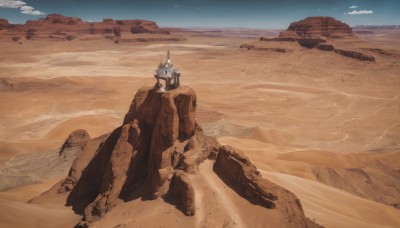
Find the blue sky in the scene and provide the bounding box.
[0,0,399,28]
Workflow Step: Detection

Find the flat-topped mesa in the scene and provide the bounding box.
[43,14,83,25]
[280,16,356,39]
[1,14,170,41]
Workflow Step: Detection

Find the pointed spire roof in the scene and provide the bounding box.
[166,49,171,64]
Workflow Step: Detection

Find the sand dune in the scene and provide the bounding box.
[0,27,399,227]
[0,179,79,228]
[0,198,80,228]
[264,171,400,228]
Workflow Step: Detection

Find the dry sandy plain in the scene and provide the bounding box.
[0,28,400,227]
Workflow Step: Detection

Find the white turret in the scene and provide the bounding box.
[154,50,181,90]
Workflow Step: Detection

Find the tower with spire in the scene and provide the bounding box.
[154,50,181,90]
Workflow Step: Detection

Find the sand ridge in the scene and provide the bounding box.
[0,27,400,227]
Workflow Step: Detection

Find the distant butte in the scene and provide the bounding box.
[248,16,376,61]
[260,17,357,49]
[0,18,9,30]
[280,16,356,39]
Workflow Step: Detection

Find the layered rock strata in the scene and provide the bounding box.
[280,17,355,39]
[0,14,170,41]
[259,17,356,49]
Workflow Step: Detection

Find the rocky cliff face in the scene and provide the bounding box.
[65,86,217,225]
[0,14,170,41]
[44,86,321,227]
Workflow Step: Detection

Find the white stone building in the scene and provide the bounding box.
[154,50,181,90]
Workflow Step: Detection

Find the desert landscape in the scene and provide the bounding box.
[1,12,400,228]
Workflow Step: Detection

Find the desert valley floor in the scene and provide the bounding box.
[0,28,400,227]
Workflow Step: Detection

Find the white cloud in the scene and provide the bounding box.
[346,10,374,15]
[349,6,359,9]
[20,5,44,15]
[0,0,45,15]
[0,0,25,8]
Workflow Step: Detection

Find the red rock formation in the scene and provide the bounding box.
[214,146,277,208]
[362,48,400,57]
[53,85,321,227]
[240,44,289,53]
[260,37,296,42]
[58,133,108,193]
[66,86,215,225]
[0,18,9,30]
[316,43,335,51]
[0,14,170,41]
[59,129,91,157]
[214,146,322,227]
[122,86,200,197]
[335,49,376,61]
[28,133,108,204]
[280,17,356,39]
[296,38,327,49]
[27,14,83,25]
[166,170,196,216]
[258,17,356,49]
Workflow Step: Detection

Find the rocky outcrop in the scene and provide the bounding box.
[361,48,400,57]
[214,146,277,208]
[122,86,200,196]
[260,37,296,42]
[214,146,322,227]
[280,17,355,39]
[28,133,108,203]
[67,123,142,223]
[58,133,108,193]
[259,17,356,49]
[240,44,255,50]
[240,44,290,53]
[166,171,196,216]
[0,18,9,30]
[316,43,335,51]
[89,18,166,36]
[335,49,375,61]
[0,14,172,41]
[28,14,83,25]
[59,129,90,157]
[255,17,376,61]
[296,38,327,49]
[51,85,321,227]
[66,86,216,225]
